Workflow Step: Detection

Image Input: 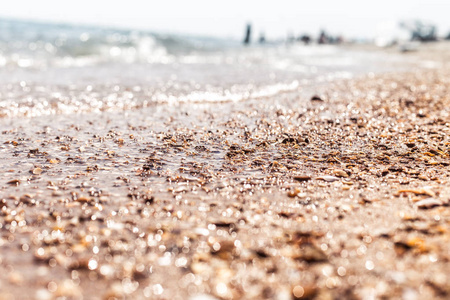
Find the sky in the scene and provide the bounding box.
[1,0,449,40]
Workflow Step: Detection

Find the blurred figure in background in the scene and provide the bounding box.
[243,23,252,45]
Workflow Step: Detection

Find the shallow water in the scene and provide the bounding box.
[0,18,416,118]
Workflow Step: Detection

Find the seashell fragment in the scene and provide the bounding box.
[316,175,340,182]
[333,169,348,178]
[414,198,443,209]
[31,167,43,175]
[397,188,436,197]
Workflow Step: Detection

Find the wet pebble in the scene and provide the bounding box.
[293,175,311,182]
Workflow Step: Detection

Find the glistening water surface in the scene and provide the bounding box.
[0,18,414,118]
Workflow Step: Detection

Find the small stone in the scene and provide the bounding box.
[292,284,317,299]
[311,95,324,102]
[293,175,311,182]
[287,188,301,198]
[75,197,91,203]
[7,179,20,186]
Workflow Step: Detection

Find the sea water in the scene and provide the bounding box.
[0,18,411,117]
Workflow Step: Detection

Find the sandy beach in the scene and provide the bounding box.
[1,42,450,300]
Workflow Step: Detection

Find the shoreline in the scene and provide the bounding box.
[1,64,450,299]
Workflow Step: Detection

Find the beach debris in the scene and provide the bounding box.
[4,140,18,146]
[31,167,43,175]
[293,175,311,182]
[394,237,430,255]
[1,63,450,299]
[292,284,318,299]
[333,169,349,177]
[316,175,340,182]
[74,196,91,203]
[47,158,61,164]
[310,95,324,102]
[287,188,302,198]
[283,243,327,263]
[210,240,235,260]
[414,198,446,209]
[396,188,436,197]
[7,179,21,185]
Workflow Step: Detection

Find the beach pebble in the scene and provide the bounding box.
[292,284,317,299]
[75,196,91,203]
[310,95,324,102]
[7,179,20,185]
[287,188,301,198]
[293,175,311,182]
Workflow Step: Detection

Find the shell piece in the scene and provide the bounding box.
[31,167,43,175]
[414,198,443,209]
[397,188,436,197]
[48,158,61,164]
[316,175,340,182]
[333,169,348,178]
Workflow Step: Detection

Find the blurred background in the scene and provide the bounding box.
[1,0,450,41]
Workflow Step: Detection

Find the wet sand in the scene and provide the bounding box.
[1,49,450,300]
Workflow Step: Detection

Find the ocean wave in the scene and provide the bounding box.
[0,18,237,68]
